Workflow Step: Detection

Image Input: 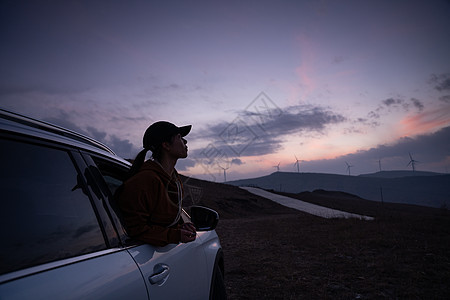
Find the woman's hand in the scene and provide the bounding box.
[180,222,196,243]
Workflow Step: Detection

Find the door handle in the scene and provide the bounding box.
[149,264,170,285]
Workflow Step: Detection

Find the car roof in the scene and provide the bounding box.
[0,108,130,165]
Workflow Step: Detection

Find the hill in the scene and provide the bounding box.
[180,175,297,219]
[227,171,450,208]
[179,175,450,299]
[359,170,443,178]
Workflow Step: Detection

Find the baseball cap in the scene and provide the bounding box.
[143,121,191,150]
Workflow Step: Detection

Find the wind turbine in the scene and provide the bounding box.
[407,152,418,172]
[220,166,229,182]
[345,161,353,176]
[378,159,382,172]
[294,155,301,173]
[273,162,280,172]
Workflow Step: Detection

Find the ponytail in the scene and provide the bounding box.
[126,148,149,180]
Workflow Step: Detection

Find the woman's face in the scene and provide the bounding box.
[167,133,188,159]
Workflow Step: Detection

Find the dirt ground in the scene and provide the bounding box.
[182,177,450,299]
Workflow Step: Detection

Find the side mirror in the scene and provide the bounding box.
[190,206,219,231]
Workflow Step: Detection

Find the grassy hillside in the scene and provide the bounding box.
[227,171,450,208]
[181,175,296,219]
[181,175,450,299]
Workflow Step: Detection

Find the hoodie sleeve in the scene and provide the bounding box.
[117,173,181,247]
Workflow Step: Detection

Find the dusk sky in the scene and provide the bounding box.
[1,0,449,181]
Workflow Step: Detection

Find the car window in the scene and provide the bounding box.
[0,139,107,275]
[88,156,130,238]
[91,157,129,196]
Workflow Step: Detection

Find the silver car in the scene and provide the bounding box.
[0,109,226,299]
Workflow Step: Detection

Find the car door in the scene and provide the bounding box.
[127,222,210,299]
[0,137,148,299]
[86,155,211,299]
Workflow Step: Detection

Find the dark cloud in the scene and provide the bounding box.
[231,158,244,165]
[429,73,450,92]
[368,97,425,120]
[86,126,107,141]
[353,117,380,128]
[175,158,196,171]
[368,110,380,119]
[302,126,450,174]
[107,135,137,159]
[193,104,346,158]
[385,98,410,111]
[43,115,139,158]
[236,138,285,157]
[348,127,449,165]
[169,83,180,89]
[188,104,347,174]
[410,98,424,111]
[439,95,450,103]
[382,98,402,106]
[239,104,347,136]
[43,115,88,136]
[189,138,283,167]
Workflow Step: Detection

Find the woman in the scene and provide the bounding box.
[117,121,196,247]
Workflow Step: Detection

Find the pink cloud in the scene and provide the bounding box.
[293,34,317,99]
[400,106,450,137]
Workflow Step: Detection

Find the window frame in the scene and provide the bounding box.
[80,151,132,246]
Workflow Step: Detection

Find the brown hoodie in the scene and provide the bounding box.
[117,160,184,246]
